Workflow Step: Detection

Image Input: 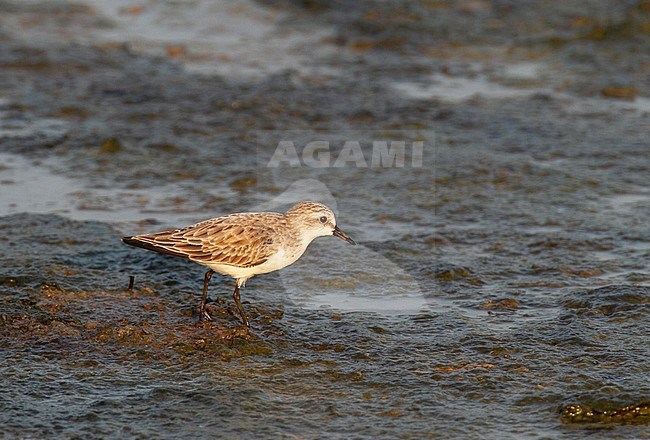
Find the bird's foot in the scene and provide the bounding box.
[197,306,213,324]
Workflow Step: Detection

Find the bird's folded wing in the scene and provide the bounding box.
[126,216,281,268]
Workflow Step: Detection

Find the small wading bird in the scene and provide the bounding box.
[122,201,356,327]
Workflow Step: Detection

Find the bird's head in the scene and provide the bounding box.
[285,201,356,245]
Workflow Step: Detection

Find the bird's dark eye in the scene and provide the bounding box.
[319,216,327,224]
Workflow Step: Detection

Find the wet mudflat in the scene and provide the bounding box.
[1,0,649,438]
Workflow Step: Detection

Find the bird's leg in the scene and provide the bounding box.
[199,270,214,322]
[232,284,249,327]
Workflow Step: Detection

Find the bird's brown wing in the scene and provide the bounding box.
[123,213,283,268]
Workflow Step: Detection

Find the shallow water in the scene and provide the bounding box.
[1,0,649,438]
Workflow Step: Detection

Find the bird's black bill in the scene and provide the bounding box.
[333,225,356,245]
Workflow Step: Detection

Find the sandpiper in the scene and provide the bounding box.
[122,201,356,327]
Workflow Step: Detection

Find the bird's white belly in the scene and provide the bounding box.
[204,246,305,281]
